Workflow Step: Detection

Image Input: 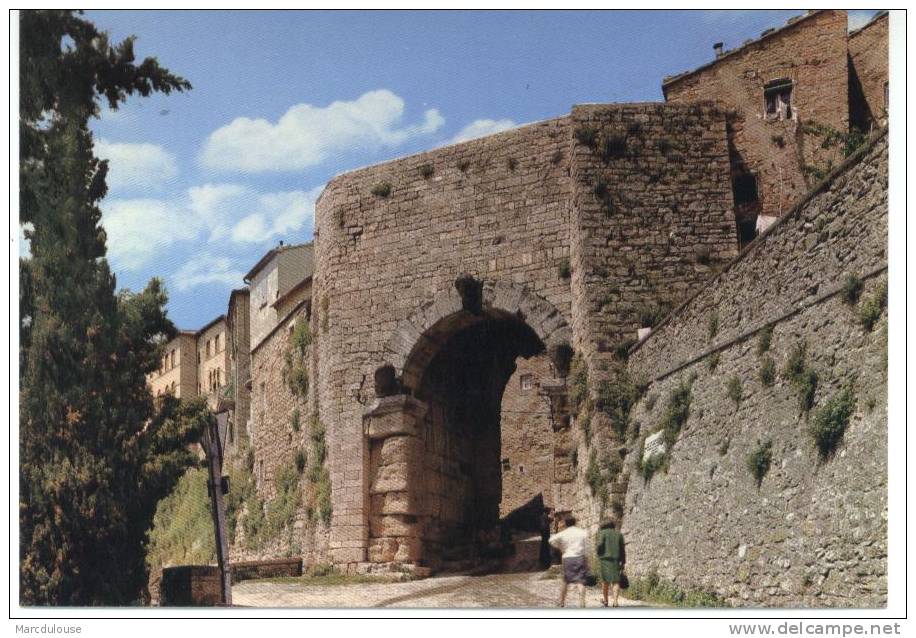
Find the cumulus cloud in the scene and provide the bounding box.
[230,186,323,244]
[447,118,519,145]
[201,89,444,173]
[101,183,323,272]
[102,198,198,271]
[95,139,179,193]
[171,253,247,292]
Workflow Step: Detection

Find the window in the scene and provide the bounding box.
[206,340,211,357]
[501,458,511,472]
[215,334,221,352]
[170,350,176,369]
[764,78,793,120]
[197,350,201,363]
[520,374,534,391]
[733,172,759,206]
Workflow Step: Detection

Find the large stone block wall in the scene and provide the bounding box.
[313,118,576,565]
[664,9,849,221]
[621,131,888,607]
[567,102,739,530]
[849,13,889,131]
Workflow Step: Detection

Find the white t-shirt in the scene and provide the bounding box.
[549,525,589,558]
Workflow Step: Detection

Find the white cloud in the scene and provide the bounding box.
[18,223,33,259]
[101,183,324,272]
[95,139,179,193]
[848,11,877,32]
[230,186,323,244]
[200,89,444,173]
[172,253,246,292]
[447,118,519,145]
[102,198,198,271]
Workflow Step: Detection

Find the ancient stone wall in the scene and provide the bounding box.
[566,102,739,531]
[621,132,888,607]
[664,10,849,223]
[313,118,576,566]
[849,13,889,131]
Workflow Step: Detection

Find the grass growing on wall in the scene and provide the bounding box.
[858,281,888,331]
[596,370,641,438]
[307,417,332,524]
[759,357,776,386]
[283,316,311,397]
[146,467,216,571]
[746,440,773,488]
[783,342,818,413]
[627,571,728,608]
[757,325,773,355]
[726,376,743,407]
[568,354,589,414]
[809,386,856,461]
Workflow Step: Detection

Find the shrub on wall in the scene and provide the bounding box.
[757,325,773,355]
[842,274,864,305]
[759,357,776,386]
[858,281,888,331]
[746,440,773,488]
[596,371,640,438]
[726,376,743,406]
[282,316,311,397]
[371,182,392,198]
[146,467,216,572]
[707,312,719,340]
[568,354,589,414]
[809,386,856,460]
[707,352,720,372]
[783,342,818,412]
[628,571,728,608]
[660,379,693,448]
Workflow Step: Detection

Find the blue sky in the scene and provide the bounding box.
[72,9,880,329]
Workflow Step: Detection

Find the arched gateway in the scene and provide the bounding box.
[362,277,575,569]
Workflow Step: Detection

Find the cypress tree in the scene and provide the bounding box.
[19,10,198,604]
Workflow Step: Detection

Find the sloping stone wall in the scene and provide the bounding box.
[621,132,888,607]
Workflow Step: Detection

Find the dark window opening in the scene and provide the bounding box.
[733,173,759,206]
[738,219,757,247]
[764,79,793,120]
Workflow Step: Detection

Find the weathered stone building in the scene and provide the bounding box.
[148,331,198,400]
[849,11,889,132]
[215,9,889,605]
[196,315,229,408]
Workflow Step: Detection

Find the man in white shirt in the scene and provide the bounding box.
[548,515,589,607]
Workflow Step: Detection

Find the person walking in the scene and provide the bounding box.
[595,518,626,607]
[548,515,589,608]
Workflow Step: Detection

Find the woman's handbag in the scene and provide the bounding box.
[619,571,630,590]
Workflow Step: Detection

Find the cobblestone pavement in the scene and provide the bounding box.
[232,570,647,608]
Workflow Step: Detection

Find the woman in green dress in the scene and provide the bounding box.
[595,519,626,607]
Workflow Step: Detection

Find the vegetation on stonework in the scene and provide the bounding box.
[596,370,642,438]
[18,9,193,605]
[557,258,571,280]
[637,303,669,329]
[282,316,311,397]
[456,158,471,172]
[810,386,856,461]
[746,439,773,488]
[574,125,599,148]
[759,357,776,386]
[265,462,302,536]
[857,281,887,331]
[613,338,637,362]
[371,181,392,197]
[568,354,590,414]
[801,122,868,182]
[295,450,307,474]
[707,312,719,340]
[146,467,216,573]
[783,342,818,412]
[842,274,864,305]
[307,417,332,524]
[586,449,610,512]
[659,379,693,449]
[726,376,743,407]
[579,412,592,447]
[291,407,301,432]
[628,571,728,608]
[707,352,720,372]
[224,451,258,545]
[419,163,434,178]
[757,325,773,355]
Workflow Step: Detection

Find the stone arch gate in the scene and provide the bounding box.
[361,277,577,569]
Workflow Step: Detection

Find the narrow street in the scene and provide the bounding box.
[232,571,647,608]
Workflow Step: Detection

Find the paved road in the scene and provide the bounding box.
[233,570,646,608]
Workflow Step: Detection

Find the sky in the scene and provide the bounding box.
[53,9,882,329]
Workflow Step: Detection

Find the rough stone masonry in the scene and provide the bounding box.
[222,10,888,606]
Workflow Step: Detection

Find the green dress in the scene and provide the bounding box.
[595,528,626,584]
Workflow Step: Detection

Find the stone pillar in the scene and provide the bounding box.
[539,378,577,513]
[363,394,428,566]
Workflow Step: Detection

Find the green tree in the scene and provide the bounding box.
[19,10,193,605]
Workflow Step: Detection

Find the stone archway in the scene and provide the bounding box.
[362,276,575,570]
